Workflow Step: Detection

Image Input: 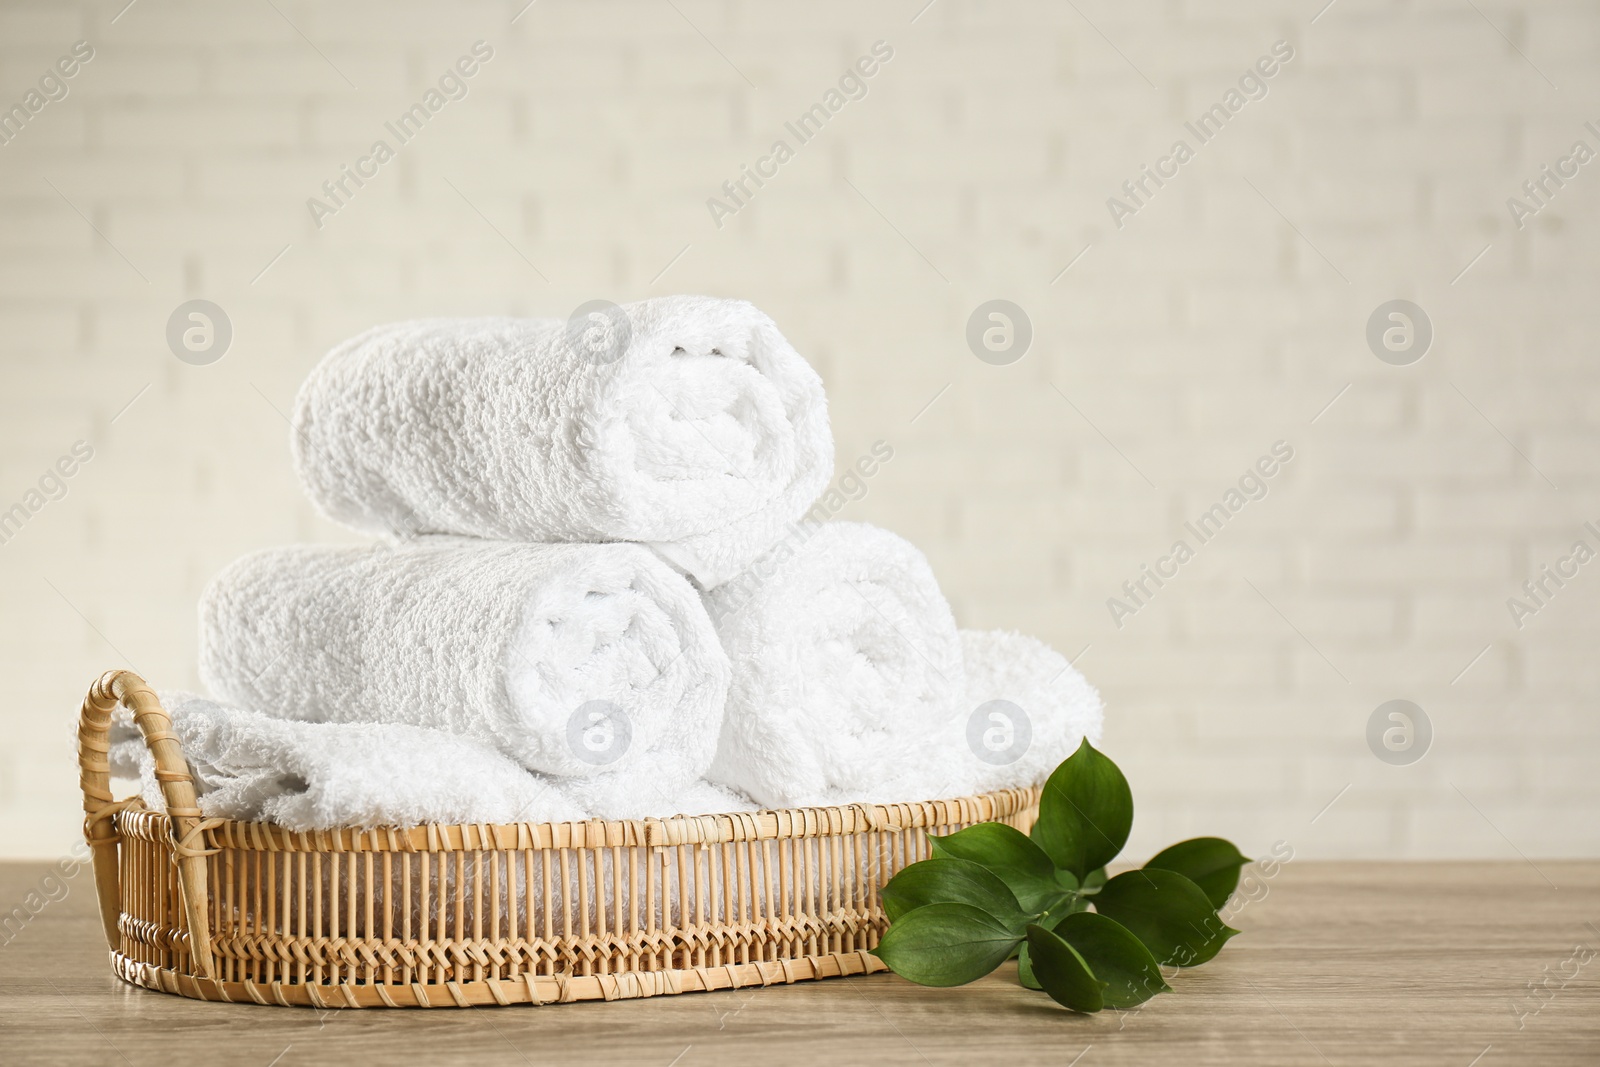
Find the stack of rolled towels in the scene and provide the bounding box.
[111,296,1103,830]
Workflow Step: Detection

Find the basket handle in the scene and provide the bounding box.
[78,670,215,978]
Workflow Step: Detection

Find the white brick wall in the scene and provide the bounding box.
[2,0,1596,861]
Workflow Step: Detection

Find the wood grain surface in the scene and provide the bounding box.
[1,859,1595,1066]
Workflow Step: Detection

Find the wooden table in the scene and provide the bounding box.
[2,860,1595,1065]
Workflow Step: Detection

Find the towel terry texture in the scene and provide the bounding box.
[108,692,588,829]
[702,522,969,809]
[199,538,731,813]
[107,693,756,830]
[290,295,833,588]
[957,629,1104,794]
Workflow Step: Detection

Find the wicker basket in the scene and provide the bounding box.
[77,670,1040,1009]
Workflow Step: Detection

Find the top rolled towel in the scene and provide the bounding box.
[291,295,833,588]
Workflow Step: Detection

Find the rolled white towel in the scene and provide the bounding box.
[703,522,968,808]
[199,538,730,811]
[108,692,588,830]
[958,629,1104,793]
[291,296,832,588]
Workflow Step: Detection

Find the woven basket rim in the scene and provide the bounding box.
[79,669,1044,990]
[112,785,1042,853]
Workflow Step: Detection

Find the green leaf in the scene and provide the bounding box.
[1025,924,1105,1012]
[1030,739,1133,880]
[871,903,1024,987]
[1145,837,1249,910]
[880,858,1027,930]
[1054,911,1172,1009]
[1017,942,1043,989]
[1080,867,1108,893]
[1013,897,1094,986]
[1092,868,1239,967]
[930,823,1068,915]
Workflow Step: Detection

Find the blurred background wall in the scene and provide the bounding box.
[2,0,1596,861]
